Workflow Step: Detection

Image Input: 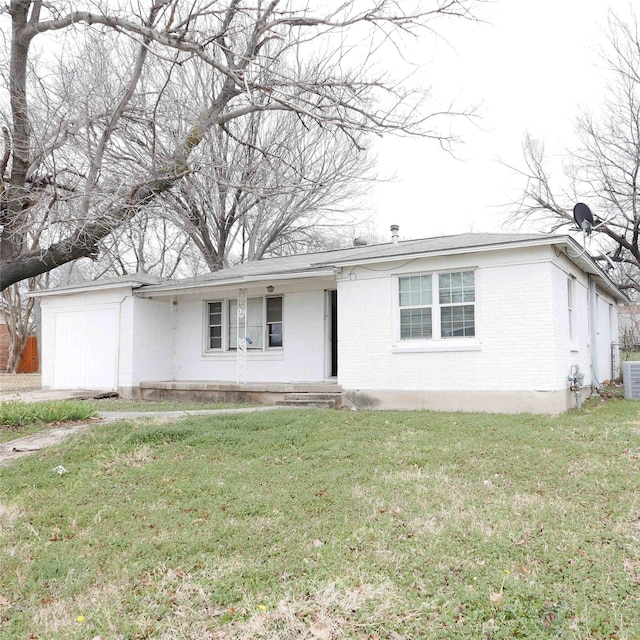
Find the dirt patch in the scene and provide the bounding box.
[0,374,42,394]
[0,422,92,466]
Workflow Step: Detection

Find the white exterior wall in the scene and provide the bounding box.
[171,282,331,383]
[548,256,619,388]
[593,288,617,383]
[549,258,590,391]
[338,247,564,393]
[334,245,621,412]
[130,297,175,387]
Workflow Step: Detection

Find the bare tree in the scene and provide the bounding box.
[0,0,480,291]
[1,278,36,372]
[508,11,640,293]
[161,105,374,271]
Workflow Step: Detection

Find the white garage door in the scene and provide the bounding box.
[53,308,119,390]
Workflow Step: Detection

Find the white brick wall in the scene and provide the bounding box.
[337,246,599,393]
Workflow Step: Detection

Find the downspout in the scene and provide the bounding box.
[588,276,600,391]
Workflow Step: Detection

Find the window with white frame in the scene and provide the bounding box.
[567,277,573,340]
[398,270,475,340]
[206,296,283,351]
[208,301,223,350]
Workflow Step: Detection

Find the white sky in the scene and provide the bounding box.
[369,0,634,241]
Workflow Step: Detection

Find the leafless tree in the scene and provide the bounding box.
[161,105,374,271]
[1,278,36,372]
[508,11,640,293]
[0,0,481,291]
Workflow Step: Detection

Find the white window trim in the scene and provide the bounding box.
[203,295,284,355]
[392,269,481,352]
[567,276,574,343]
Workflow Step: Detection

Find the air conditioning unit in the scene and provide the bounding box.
[623,361,640,399]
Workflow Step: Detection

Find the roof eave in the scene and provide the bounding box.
[558,237,629,303]
[136,268,336,297]
[27,280,150,298]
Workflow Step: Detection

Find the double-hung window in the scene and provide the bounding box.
[399,275,433,339]
[438,271,475,338]
[206,296,283,351]
[398,270,475,341]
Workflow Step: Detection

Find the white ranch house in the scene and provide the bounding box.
[34,233,626,413]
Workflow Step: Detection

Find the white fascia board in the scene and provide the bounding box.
[135,269,336,298]
[28,282,139,298]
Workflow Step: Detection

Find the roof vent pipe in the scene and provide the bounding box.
[390,224,399,244]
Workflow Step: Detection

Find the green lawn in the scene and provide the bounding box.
[0,401,639,639]
[91,398,257,412]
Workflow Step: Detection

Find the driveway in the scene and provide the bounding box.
[0,373,112,403]
[0,373,42,394]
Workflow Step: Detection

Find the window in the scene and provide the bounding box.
[439,271,475,338]
[567,278,573,340]
[206,296,283,352]
[399,275,432,339]
[267,296,283,347]
[398,270,475,341]
[229,297,264,349]
[208,301,222,349]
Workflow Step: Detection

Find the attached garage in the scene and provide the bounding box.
[33,275,164,393]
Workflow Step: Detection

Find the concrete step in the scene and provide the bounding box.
[276,393,342,409]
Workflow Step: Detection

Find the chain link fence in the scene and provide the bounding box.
[612,342,640,381]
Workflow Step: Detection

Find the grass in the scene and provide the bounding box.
[0,401,97,442]
[91,398,257,412]
[0,400,639,638]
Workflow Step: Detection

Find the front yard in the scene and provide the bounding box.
[0,401,639,638]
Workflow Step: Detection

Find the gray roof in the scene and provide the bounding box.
[31,232,627,303]
[147,232,552,287]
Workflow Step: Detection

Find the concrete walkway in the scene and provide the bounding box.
[0,389,111,403]
[0,405,285,466]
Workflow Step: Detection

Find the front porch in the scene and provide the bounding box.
[137,381,344,408]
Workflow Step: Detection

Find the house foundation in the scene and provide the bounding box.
[132,381,343,409]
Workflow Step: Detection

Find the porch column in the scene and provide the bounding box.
[236,288,247,384]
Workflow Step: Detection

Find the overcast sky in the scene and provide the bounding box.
[368,0,634,242]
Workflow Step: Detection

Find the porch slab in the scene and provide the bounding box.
[136,381,343,408]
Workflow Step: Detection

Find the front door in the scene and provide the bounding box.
[328,289,338,377]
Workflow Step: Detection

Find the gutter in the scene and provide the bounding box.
[135,268,336,297]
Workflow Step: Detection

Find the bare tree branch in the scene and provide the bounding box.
[507,10,640,294]
[1,0,483,290]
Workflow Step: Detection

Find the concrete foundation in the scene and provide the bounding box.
[121,382,588,414]
[132,381,343,408]
[343,388,578,414]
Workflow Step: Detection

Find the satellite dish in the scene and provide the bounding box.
[573,202,594,236]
